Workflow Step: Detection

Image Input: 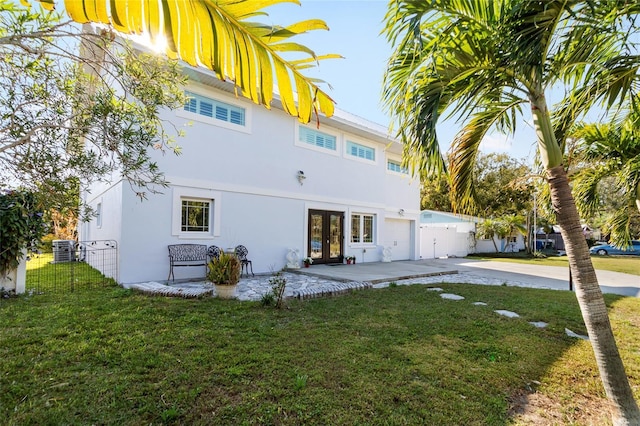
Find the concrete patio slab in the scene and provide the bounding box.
[290,259,457,284]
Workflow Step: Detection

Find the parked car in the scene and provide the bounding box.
[589,240,640,256]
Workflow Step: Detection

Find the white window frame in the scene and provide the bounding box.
[295,124,340,156]
[345,139,376,164]
[176,87,251,134]
[171,187,221,238]
[386,158,409,175]
[350,212,376,246]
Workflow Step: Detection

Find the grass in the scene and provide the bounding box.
[469,254,640,276]
[1,284,639,425]
[25,252,117,293]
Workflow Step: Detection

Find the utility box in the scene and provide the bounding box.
[52,240,75,263]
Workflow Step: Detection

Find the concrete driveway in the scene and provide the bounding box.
[430,257,640,297]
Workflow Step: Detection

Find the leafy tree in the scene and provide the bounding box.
[383,1,640,423]
[1,2,187,207]
[570,106,640,246]
[420,174,452,212]
[421,153,533,217]
[474,153,533,217]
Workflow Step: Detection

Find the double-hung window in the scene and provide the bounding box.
[184,91,246,126]
[299,126,336,151]
[351,213,375,244]
[346,141,375,161]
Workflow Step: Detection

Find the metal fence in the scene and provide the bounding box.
[26,240,118,294]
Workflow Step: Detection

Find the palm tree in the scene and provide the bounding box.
[476,218,506,253]
[571,107,640,247]
[33,0,338,124]
[383,1,640,423]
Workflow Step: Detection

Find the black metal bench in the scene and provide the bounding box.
[167,244,208,281]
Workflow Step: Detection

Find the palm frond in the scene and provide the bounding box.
[34,0,337,123]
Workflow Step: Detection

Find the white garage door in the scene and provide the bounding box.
[384,219,412,261]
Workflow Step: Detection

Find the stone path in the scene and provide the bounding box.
[426,286,589,340]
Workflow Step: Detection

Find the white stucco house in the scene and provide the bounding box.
[79,66,420,284]
[419,210,526,258]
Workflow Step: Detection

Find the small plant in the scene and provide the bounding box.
[294,373,308,391]
[389,281,398,288]
[303,257,313,266]
[160,407,180,423]
[260,291,275,307]
[207,251,241,285]
[345,255,356,264]
[268,269,287,309]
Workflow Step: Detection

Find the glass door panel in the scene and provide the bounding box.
[310,212,324,260]
[329,213,342,259]
[308,210,343,264]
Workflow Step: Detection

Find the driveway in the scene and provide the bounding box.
[430,257,640,297]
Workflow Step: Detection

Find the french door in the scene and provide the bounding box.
[308,210,343,264]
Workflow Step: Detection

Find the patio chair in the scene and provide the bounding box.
[234,245,254,277]
[207,245,221,262]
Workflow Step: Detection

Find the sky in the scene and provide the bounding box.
[266,0,540,164]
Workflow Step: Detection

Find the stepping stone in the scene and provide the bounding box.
[494,310,520,318]
[529,321,548,328]
[565,328,589,340]
[427,287,443,292]
[473,302,488,306]
[440,293,464,300]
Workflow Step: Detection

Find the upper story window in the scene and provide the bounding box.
[184,91,245,126]
[346,141,375,161]
[387,159,409,174]
[299,126,336,151]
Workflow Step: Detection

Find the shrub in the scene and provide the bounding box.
[206,251,241,285]
[0,190,47,277]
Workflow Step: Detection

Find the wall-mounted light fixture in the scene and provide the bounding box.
[297,170,306,185]
[398,208,405,216]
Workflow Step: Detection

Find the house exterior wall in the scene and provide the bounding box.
[419,210,526,257]
[80,80,420,284]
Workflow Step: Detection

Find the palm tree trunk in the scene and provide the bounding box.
[547,165,640,425]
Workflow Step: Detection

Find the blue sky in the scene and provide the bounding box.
[266,0,539,163]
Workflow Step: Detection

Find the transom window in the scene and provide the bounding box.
[299,126,336,150]
[387,159,408,174]
[181,199,211,232]
[347,141,375,161]
[184,91,245,126]
[351,213,374,244]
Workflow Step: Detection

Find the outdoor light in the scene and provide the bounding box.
[297,170,306,185]
[398,208,405,216]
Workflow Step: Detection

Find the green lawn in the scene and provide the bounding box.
[25,252,117,293]
[2,284,638,425]
[469,254,640,276]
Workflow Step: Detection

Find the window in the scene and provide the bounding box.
[96,202,102,228]
[351,213,375,244]
[184,91,245,126]
[181,199,211,232]
[172,187,221,238]
[346,141,375,161]
[299,126,336,150]
[387,159,408,174]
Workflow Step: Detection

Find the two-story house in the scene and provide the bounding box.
[79,66,420,284]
